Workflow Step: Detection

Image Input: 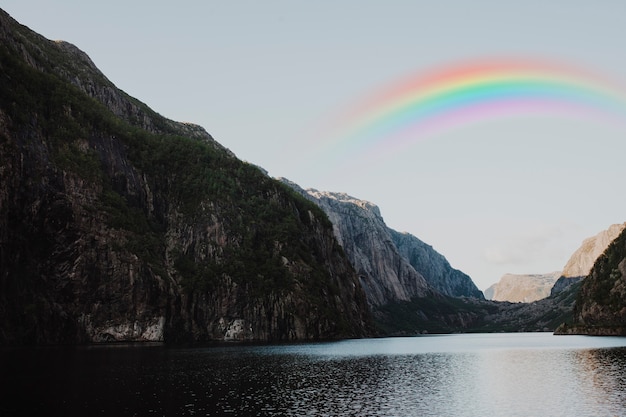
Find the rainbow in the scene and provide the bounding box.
[322,58,626,162]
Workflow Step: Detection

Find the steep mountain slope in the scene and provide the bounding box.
[389,230,483,299]
[280,180,486,333]
[485,272,560,303]
[551,223,626,295]
[480,223,626,304]
[556,227,626,335]
[292,187,434,306]
[340,217,624,334]
[472,224,626,332]
[0,9,372,344]
[285,183,484,302]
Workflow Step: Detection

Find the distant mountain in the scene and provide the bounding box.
[476,279,583,333]
[485,272,561,303]
[556,227,626,335]
[551,223,626,295]
[470,224,626,332]
[481,223,626,304]
[0,8,372,344]
[365,222,626,334]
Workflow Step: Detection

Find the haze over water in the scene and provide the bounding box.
[3,333,626,416]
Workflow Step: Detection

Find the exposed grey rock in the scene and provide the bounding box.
[549,276,584,296]
[555,227,626,335]
[485,272,561,303]
[389,230,483,299]
[484,285,495,300]
[562,223,626,277]
[281,179,483,309]
[483,224,626,302]
[302,188,432,306]
[551,222,626,296]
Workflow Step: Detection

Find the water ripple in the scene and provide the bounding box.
[3,333,626,416]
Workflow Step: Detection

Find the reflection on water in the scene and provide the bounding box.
[575,348,626,412]
[2,333,626,416]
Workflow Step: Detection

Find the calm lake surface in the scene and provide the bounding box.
[3,333,626,416]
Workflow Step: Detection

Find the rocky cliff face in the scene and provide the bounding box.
[388,230,483,299]
[555,227,626,335]
[281,180,483,306]
[551,223,626,296]
[0,9,372,344]
[292,187,433,306]
[482,223,626,303]
[485,272,561,303]
[473,223,626,333]
[277,182,486,334]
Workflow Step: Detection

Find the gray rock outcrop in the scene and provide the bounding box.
[299,188,433,306]
[555,227,626,335]
[482,223,626,303]
[485,272,561,303]
[281,180,483,308]
[551,222,626,296]
[389,230,484,299]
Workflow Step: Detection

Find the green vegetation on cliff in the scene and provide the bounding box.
[556,228,626,335]
[0,9,371,344]
[0,36,332,293]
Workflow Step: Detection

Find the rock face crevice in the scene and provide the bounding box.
[0,9,372,345]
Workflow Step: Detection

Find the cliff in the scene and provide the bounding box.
[279,180,487,333]
[551,223,626,296]
[485,272,561,303]
[283,183,484,303]
[481,224,626,304]
[0,9,372,344]
[290,186,434,306]
[555,227,626,335]
[389,229,483,299]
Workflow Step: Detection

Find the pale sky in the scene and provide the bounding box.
[5,1,626,291]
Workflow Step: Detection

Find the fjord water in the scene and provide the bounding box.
[3,333,626,416]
